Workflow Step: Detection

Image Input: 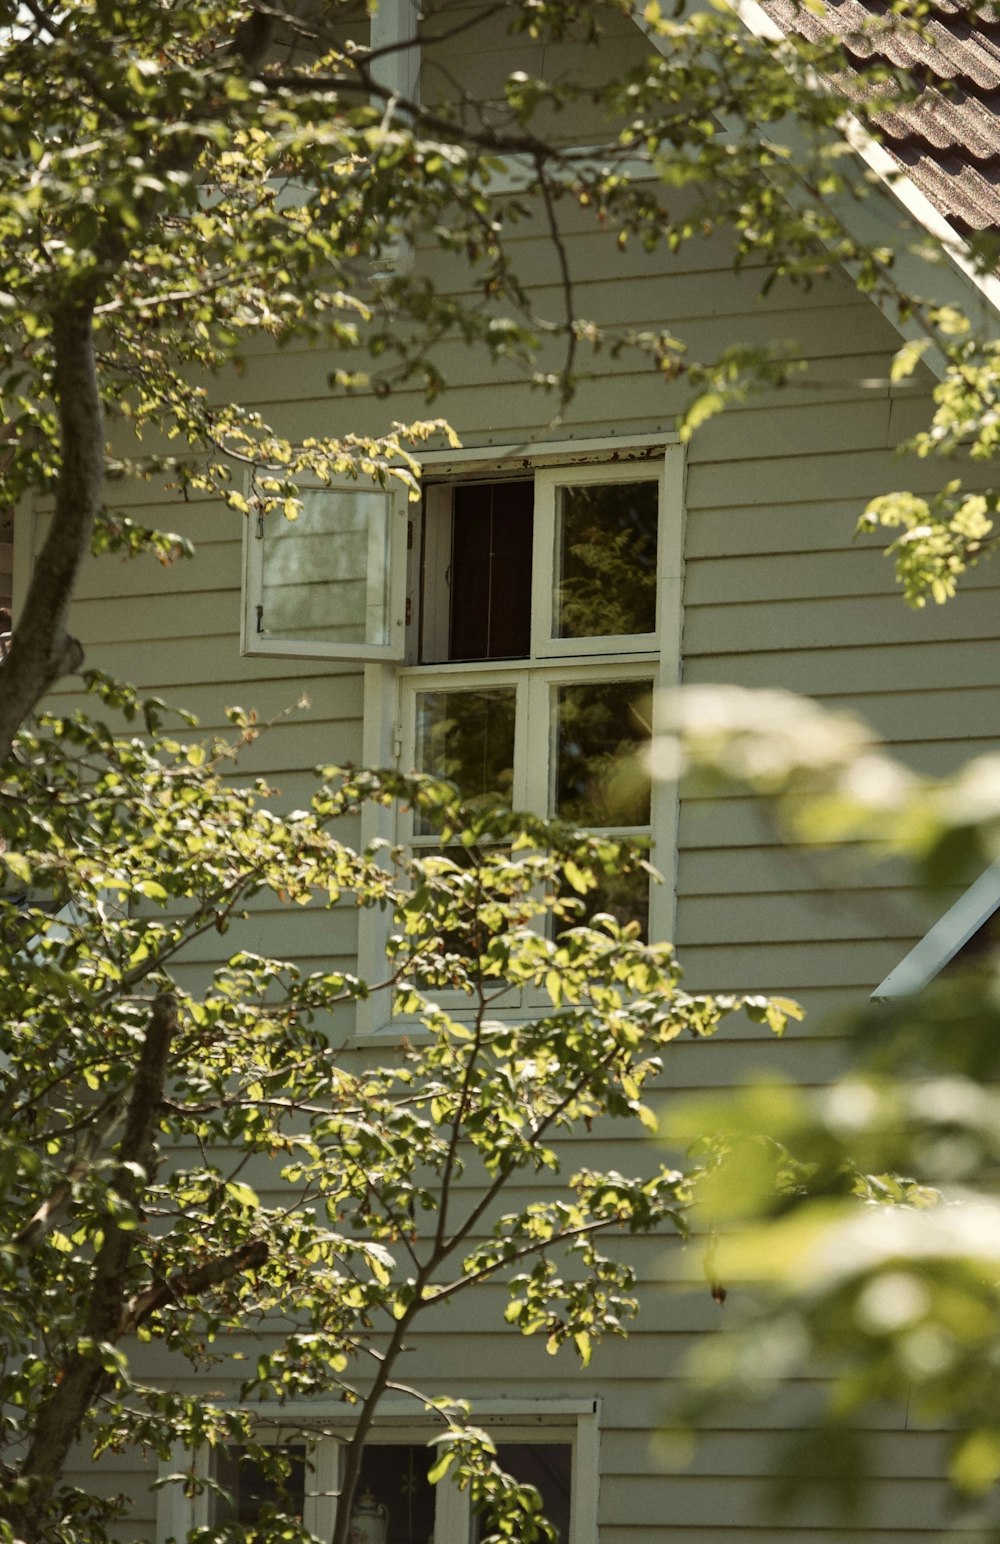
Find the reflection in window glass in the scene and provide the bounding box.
[474,1444,572,1543]
[413,688,516,836]
[559,864,650,941]
[554,680,653,828]
[407,844,514,976]
[261,486,391,647]
[354,1444,435,1544]
[211,1444,307,1524]
[555,480,658,639]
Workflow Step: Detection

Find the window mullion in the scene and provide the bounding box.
[529,471,557,659]
[519,672,551,817]
[419,483,452,663]
[656,444,685,689]
[310,1438,339,1542]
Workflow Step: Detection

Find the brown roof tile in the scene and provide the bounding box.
[759,0,1000,233]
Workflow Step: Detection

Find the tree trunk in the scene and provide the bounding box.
[0,300,104,760]
[1,994,176,1542]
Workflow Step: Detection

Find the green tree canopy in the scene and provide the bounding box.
[0,684,800,1543]
[4,1,1000,1540]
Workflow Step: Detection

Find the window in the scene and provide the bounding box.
[242,481,408,661]
[155,1404,598,1544]
[211,1443,309,1526]
[415,463,664,665]
[473,1444,572,1543]
[156,1425,338,1542]
[242,437,685,1031]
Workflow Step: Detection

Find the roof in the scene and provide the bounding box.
[760,0,1000,239]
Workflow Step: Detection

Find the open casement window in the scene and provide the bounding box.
[358,439,685,1035]
[155,1403,598,1544]
[242,480,409,661]
[417,462,665,665]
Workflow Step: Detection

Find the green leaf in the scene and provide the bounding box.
[889,338,930,382]
[427,1450,455,1484]
[224,1181,260,1210]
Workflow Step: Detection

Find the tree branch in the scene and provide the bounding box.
[0,10,281,759]
[13,1087,128,1252]
[120,1239,268,1336]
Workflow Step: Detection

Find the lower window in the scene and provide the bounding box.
[156,1407,598,1544]
[210,1443,308,1526]
[404,663,657,938]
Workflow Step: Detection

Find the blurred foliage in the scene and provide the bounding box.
[662,685,1000,1530]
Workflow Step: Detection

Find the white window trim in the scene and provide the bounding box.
[356,434,685,1037]
[872,859,1000,1001]
[370,0,421,105]
[155,1398,599,1544]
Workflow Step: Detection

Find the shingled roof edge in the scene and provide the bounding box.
[841,107,1000,314]
[724,0,1000,359]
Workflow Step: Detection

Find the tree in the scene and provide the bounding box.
[662,685,1000,1531]
[0,684,800,1542]
[0,1,840,1536]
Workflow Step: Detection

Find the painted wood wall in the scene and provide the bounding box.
[15,10,1000,1542]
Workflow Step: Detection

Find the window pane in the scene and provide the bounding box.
[353,1444,435,1544]
[413,688,516,836]
[401,844,521,994]
[212,1444,306,1524]
[474,1444,572,1543]
[555,480,658,639]
[554,679,653,827]
[261,486,392,647]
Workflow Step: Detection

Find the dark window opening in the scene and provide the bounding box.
[474,1443,572,1542]
[424,480,533,662]
[212,1444,307,1525]
[354,1443,436,1544]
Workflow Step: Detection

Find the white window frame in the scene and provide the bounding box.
[241,478,409,663]
[394,657,663,1020]
[356,435,685,1037]
[531,461,664,660]
[155,1400,599,1544]
[400,658,661,833]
